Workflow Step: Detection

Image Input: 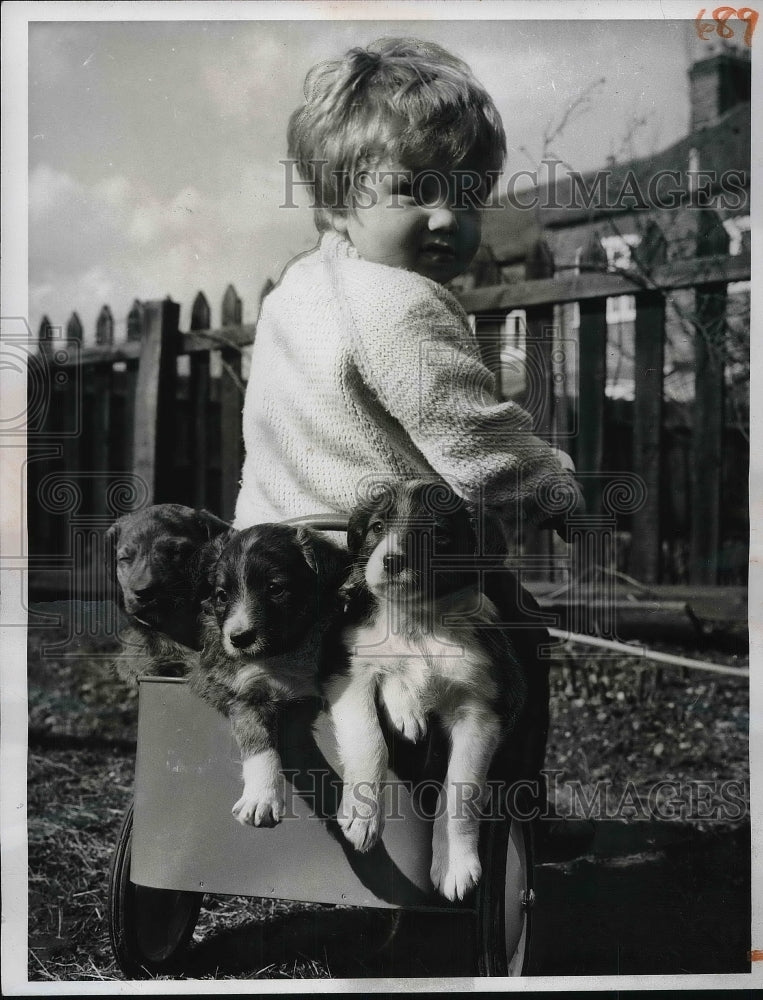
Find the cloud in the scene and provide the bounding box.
[27,19,691,344]
[29,159,315,340]
[201,31,299,124]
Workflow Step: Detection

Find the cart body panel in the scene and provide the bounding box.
[131,677,467,909]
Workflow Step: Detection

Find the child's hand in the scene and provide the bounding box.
[550,447,576,473]
[537,469,585,542]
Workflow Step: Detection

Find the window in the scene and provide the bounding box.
[600,233,641,324]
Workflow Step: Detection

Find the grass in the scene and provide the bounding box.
[545,640,749,823]
[25,600,750,981]
[28,747,134,981]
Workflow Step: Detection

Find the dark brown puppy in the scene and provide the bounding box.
[326,478,526,900]
[193,523,350,827]
[107,503,231,681]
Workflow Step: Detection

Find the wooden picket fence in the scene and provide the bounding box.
[27,216,749,600]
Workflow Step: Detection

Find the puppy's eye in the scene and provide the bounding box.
[267,582,285,597]
[117,551,134,564]
[369,520,384,536]
[215,588,228,605]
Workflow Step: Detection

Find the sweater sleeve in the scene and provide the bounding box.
[329,257,580,525]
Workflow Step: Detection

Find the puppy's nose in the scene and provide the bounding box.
[229,626,258,649]
[383,553,406,576]
[133,584,156,601]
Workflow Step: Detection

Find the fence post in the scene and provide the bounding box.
[523,237,556,438]
[577,232,608,516]
[127,300,144,342]
[190,291,211,510]
[29,317,57,557]
[523,238,556,566]
[132,297,179,506]
[220,284,244,521]
[92,304,114,517]
[473,315,503,388]
[66,312,83,343]
[37,314,55,356]
[96,305,114,347]
[122,302,144,472]
[630,221,667,583]
[62,312,84,501]
[689,210,729,584]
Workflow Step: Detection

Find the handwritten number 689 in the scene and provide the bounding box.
[696,7,759,46]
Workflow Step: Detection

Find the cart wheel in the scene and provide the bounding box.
[477,816,534,976]
[108,802,204,978]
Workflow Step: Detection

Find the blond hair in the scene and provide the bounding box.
[287,37,506,230]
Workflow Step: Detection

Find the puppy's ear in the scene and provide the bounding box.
[196,528,235,599]
[296,528,351,587]
[105,521,118,553]
[197,508,231,539]
[104,520,119,570]
[104,521,122,603]
[347,504,373,554]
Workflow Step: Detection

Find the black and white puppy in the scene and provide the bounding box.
[326,479,527,901]
[194,523,350,828]
[107,504,231,681]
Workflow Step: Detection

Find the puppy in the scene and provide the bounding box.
[107,503,231,681]
[193,523,350,828]
[325,479,527,901]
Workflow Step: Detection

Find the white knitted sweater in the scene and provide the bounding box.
[234,231,571,531]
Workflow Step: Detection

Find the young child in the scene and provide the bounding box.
[234,37,587,856]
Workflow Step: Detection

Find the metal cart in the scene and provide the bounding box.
[107,517,534,978]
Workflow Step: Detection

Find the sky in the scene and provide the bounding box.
[28,14,706,340]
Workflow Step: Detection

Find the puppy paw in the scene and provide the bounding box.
[337,785,384,852]
[380,680,427,742]
[232,787,284,828]
[430,842,482,901]
[391,707,427,742]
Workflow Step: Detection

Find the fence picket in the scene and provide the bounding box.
[631,221,667,583]
[89,305,115,517]
[190,291,212,509]
[30,318,57,556]
[220,284,243,521]
[58,316,83,516]
[27,236,749,600]
[91,360,112,516]
[121,303,142,470]
[523,238,556,565]
[474,315,503,381]
[132,298,180,506]
[127,300,144,342]
[66,312,83,343]
[523,238,556,439]
[690,210,729,584]
[96,305,114,347]
[577,232,609,515]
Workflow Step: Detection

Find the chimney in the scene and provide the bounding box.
[689,49,751,132]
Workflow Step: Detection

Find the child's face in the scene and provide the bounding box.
[332,160,482,285]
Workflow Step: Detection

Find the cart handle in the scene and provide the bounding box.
[280,513,349,533]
